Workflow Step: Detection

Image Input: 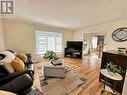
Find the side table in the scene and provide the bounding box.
[100,69,123,95]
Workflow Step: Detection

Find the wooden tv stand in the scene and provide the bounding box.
[64,48,82,58]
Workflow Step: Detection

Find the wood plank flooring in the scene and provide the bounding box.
[34,57,121,95]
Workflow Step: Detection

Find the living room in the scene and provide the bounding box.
[0,0,127,95]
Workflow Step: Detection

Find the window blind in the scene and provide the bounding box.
[35,30,62,54]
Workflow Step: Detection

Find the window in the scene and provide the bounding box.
[92,36,98,49]
[35,30,62,54]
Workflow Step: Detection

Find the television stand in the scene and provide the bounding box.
[64,49,82,58]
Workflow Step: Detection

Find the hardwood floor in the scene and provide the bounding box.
[34,56,121,95]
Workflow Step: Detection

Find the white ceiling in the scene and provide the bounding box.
[15,0,127,30]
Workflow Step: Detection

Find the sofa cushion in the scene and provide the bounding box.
[0,74,33,94]
[0,51,15,74]
[17,52,28,62]
[12,58,25,72]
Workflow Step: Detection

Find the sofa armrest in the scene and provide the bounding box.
[25,64,34,74]
[25,53,33,64]
[0,65,8,77]
[0,74,33,94]
[0,70,34,86]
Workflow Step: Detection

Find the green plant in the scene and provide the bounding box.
[43,50,59,60]
[105,62,124,74]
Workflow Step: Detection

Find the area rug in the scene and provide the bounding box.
[37,63,87,95]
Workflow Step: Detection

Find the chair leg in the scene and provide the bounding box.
[112,81,116,95]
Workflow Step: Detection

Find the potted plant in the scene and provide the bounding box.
[43,50,59,60]
[105,62,124,75]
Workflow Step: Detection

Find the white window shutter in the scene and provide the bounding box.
[35,30,62,54]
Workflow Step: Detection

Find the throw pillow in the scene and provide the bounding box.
[1,51,15,59]
[0,90,16,95]
[17,52,27,62]
[0,54,5,60]
[0,61,3,65]
[0,51,15,73]
[15,57,22,62]
[11,58,25,72]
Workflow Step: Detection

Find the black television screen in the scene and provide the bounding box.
[67,41,83,50]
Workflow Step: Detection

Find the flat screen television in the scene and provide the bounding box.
[67,41,83,50]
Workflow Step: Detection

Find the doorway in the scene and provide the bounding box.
[91,35,105,57]
[83,32,107,58]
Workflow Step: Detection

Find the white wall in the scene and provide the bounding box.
[3,18,127,60]
[74,18,127,50]
[0,19,5,50]
[3,19,74,61]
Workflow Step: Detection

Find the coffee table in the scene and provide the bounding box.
[44,60,66,78]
